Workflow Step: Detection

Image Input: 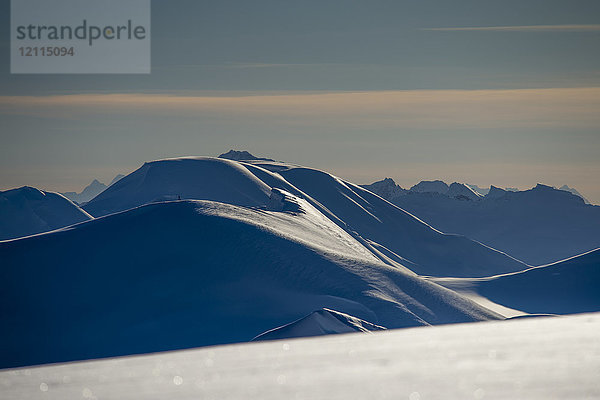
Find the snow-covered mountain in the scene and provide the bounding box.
[253,308,386,341]
[446,182,482,201]
[84,157,526,277]
[361,178,407,202]
[0,187,92,241]
[62,174,124,204]
[83,157,272,217]
[363,178,600,265]
[62,179,107,204]
[0,193,500,368]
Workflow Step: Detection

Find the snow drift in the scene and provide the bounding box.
[0,186,92,241]
[253,308,386,341]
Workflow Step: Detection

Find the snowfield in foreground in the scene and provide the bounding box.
[1,312,598,400]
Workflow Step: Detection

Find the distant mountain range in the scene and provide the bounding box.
[362,178,600,265]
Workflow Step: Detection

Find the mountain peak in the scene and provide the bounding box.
[486,185,508,199]
[360,178,407,201]
[559,185,590,204]
[447,182,482,201]
[410,180,449,195]
[533,183,555,191]
[466,184,490,196]
[218,149,274,162]
[62,179,108,205]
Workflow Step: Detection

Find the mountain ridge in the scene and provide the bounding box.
[0,186,92,241]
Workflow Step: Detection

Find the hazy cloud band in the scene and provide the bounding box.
[1,87,599,130]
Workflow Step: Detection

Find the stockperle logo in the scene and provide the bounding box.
[11,0,150,74]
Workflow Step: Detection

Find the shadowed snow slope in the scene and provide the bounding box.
[83,157,272,217]
[2,313,598,400]
[0,187,92,241]
[253,308,386,341]
[247,161,527,277]
[0,197,499,368]
[474,249,600,315]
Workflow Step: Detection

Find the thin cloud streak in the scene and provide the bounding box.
[224,63,344,69]
[1,88,599,130]
[422,24,600,32]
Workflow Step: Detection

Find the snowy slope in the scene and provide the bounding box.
[2,312,599,400]
[0,195,499,368]
[367,180,600,265]
[474,248,600,315]
[432,248,600,316]
[253,308,386,341]
[246,161,527,277]
[0,187,92,241]
[83,157,272,217]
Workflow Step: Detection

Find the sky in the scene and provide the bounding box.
[1,0,600,203]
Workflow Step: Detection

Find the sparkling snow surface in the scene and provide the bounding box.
[2,313,599,400]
